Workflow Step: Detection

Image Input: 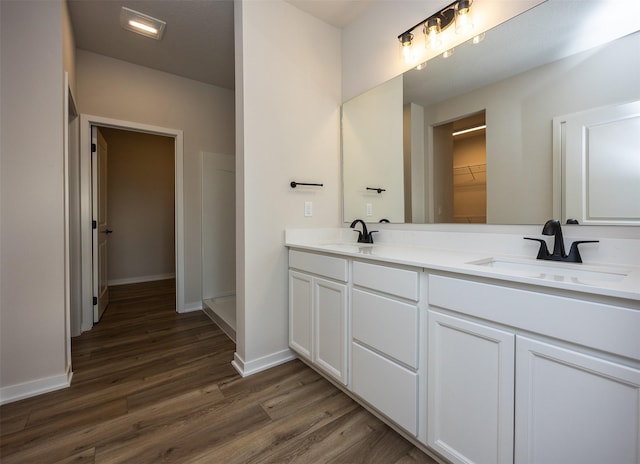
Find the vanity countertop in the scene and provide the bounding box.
[285,231,640,303]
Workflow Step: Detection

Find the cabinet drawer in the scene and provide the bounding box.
[353,261,419,301]
[289,250,348,282]
[352,342,418,435]
[352,289,418,368]
[429,275,640,360]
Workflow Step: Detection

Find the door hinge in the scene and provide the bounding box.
[92,220,97,230]
[93,296,97,305]
[91,143,97,153]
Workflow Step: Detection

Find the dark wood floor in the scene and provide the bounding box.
[0,279,437,463]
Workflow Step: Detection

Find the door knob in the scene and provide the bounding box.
[104,229,113,234]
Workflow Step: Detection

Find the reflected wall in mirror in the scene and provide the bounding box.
[342,0,640,225]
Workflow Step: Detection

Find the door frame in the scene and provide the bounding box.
[79,114,185,332]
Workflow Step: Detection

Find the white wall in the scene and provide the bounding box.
[202,153,236,301]
[76,51,235,309]
[1,0,69,402]
[234,0,342,375]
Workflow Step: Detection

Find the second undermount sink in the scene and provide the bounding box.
[469,257,628,283]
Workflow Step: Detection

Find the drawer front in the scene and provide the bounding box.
[289,250,348,282]
[353,261,419,301]
[428,274,640,360]
[352,289,418,368]
[352,342,418,435]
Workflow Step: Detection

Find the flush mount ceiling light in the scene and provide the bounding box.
[453,124,486,136]
[120,6,166,40]
[397,0,476,65]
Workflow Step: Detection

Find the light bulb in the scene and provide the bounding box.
[399,32,416,64]
[424,17,442,50]
[455,0,474,34]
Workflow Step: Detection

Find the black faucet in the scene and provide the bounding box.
[524,219,598,263]
[350,219,377,244]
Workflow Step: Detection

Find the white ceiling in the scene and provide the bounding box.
[67,0,373,91]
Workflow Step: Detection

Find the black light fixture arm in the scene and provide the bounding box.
[366,187,386,194]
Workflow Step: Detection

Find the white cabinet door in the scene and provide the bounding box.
[515,336,640,464]
[289,271,313,361]
[427,310,515,464]
[314,278,348,384]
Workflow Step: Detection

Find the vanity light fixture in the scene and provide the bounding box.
[120,7,166,40]
[397,0,475,65]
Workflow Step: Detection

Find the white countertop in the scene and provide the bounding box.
[285,230,640,303]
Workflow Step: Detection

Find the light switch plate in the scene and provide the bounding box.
[304,201,313,217]
[366,203,373,217]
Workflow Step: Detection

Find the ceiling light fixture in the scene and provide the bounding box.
[397,0,476,65]
[453,124,486,136]
[120,7,166,40]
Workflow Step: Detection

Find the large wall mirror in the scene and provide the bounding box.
[342,0,640,225]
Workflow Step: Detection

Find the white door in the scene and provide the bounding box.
[556,100,640,225]
[92,126,110,322]
[515,336,640,464]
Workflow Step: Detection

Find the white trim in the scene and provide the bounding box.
[63,73,72,375]
[0,368,73,405]
[231,349,296,378]
[108,273,175,286]
[180,301,203,313]
[80,114,185,332]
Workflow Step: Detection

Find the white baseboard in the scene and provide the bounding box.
[231,349,296,378]
[202,304,236,343]
[108,273,175,286]
[0,367,72,405]
[179,301,203,313]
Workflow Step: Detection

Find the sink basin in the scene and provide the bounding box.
[318,243,374,254]
[469,257,628,283]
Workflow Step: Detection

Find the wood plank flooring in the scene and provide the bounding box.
[0,279,437,463]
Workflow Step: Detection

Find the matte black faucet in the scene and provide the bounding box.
[350,219,377,244]
[524,219,598,263]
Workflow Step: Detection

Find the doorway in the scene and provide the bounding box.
[432,111,486,223]
[79,115,184,332]
[94,127,176,322]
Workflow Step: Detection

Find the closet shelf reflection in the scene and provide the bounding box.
[453,163,486,186]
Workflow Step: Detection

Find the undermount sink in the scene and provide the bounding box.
[318,243,374,254]
[469,257,628,283]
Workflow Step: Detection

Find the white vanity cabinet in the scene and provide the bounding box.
[428,274,640,464]
[288,250,348,385]
[350,261,423,436]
